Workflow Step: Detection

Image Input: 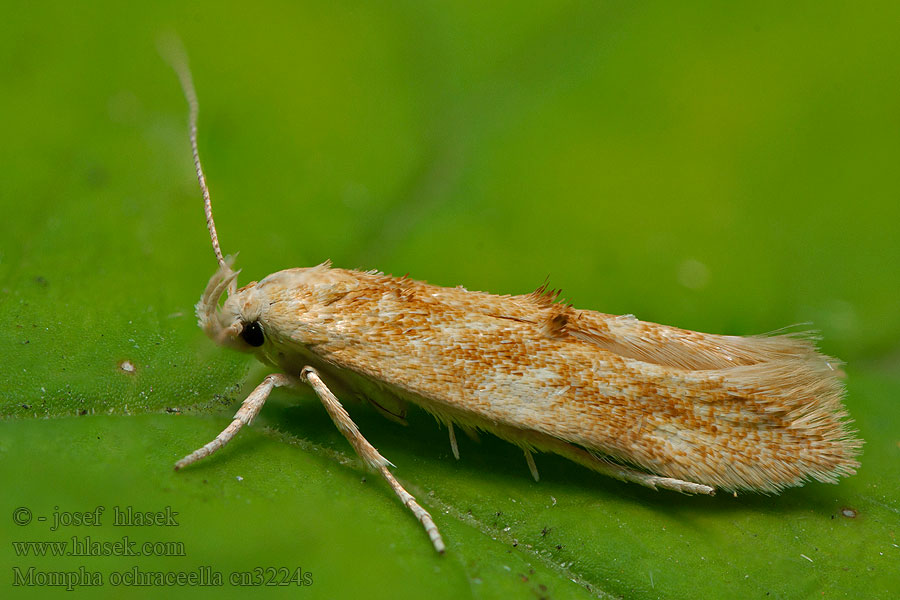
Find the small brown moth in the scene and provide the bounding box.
[167,49,861,554]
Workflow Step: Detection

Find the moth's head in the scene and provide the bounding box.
[195,257,266,353]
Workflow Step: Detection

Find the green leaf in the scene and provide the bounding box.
[2,2,898,599]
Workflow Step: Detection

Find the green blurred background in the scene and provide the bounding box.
[1,2,898,599]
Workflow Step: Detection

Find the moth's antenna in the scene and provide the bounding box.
[158,35,230,278]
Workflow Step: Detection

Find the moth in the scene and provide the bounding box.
[167,51,861,554]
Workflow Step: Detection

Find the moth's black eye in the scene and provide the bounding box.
[240,321,265,347]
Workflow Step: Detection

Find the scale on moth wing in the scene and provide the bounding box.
[163,43,862,554]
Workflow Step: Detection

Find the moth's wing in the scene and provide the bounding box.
[527,302,859,491]
[543,304,833,371]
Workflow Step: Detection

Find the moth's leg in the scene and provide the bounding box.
[492,424,715,495]
[300,366,446,554]
[589,459,715,495]
[448,422,460,460]
[523,449,540,482]
[555,443,715,495]
[175,373,294,471]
